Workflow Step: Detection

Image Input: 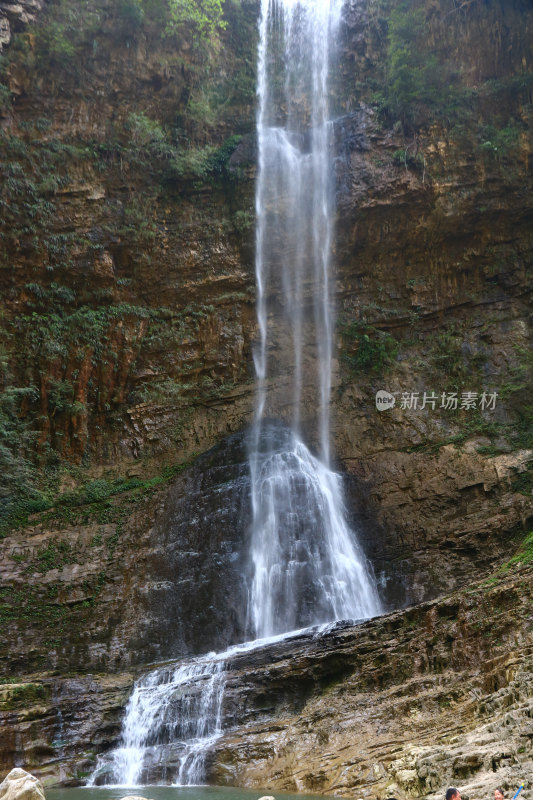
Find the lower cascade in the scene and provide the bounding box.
[89,631,309,786]
[90,655,226,786]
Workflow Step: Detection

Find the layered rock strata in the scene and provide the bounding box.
[1,564,531,798]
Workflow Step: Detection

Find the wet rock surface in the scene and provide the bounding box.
[1,566,531,797]
[129,429,253,661]
[211,567,533,800]
[0,675,133,786]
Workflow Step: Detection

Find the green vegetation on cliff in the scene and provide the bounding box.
[167,0,227,43]
[380,2,447,129]
[0,0,257,529]
[356,0,533,159]
[0,0,531,573]
[340,318,398,374]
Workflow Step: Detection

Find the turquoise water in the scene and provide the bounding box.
[47,787,334,800]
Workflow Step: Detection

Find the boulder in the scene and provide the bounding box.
[0,769,46,800]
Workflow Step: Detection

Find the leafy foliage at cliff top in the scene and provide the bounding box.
[365,0,533,135]
[29,0,229,61]
[0,0,258,143]
[167,0,227,44]
[383,2,445,129]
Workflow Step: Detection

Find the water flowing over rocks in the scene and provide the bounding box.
[1,566,532,795]
[90,653,227,785]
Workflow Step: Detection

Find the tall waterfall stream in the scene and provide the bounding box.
[90,0,381,786]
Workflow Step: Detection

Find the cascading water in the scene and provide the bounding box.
[89,655,226,786]
[89,632,308,787]
[91,0,381,787]
[248,425,380,637]
[248,0,381,637]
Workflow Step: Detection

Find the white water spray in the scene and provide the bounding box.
[89,631,312,786]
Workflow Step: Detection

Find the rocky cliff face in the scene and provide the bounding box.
[211,563,533,800]
[0,0,532,796]
[0,0,531,673]
[1,563,532,796]
[0,0,44,50]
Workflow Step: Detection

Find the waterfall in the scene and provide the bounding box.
[88,655,226,786]
[248,0,381,637]
[88,632,306,787]
[90,0,381,787]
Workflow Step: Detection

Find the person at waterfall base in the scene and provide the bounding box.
[446,788,462,800]
[495,790,505,800]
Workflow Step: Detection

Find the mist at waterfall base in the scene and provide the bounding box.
[248,424,380,636]
[89,0,382,788]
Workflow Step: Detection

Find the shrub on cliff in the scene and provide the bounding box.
[118,0,145,29]
[166,0,227,46]
[340,321,398,375]
[375,1,452,131]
